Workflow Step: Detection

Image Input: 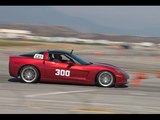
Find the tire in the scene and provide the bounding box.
[96,71,115,87]
[20,65,39,83]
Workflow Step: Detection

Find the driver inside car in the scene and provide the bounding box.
[53,54,63,62]
[49,53,75,64]
[48,53,62,62]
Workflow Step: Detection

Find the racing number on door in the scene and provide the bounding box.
[55,69,70,76]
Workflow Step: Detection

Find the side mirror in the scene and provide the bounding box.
[67,60,74,66]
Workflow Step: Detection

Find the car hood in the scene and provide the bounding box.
[90,62,120,69]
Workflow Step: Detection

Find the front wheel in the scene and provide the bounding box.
[20,65,39,83]
[96,71,115,87]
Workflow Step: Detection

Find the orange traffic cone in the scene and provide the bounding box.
[130,79,142,85]
[135,73,148,79]
[93,52,105,56]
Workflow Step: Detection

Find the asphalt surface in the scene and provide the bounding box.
[0,46,160,114]
[0,74,160,114]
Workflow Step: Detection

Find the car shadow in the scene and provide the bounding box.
[114,84,128,88]
[8,78,94,87]
[8,78,128,88]
[8,78,21,82]
[40,81,94,87]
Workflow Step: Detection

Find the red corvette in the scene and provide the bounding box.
[9,50,129,87]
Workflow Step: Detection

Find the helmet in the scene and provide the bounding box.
[54,54,62,61]
[49,54,53,60]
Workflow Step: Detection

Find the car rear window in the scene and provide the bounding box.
[20,51,45,58]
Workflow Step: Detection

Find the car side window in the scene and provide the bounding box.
[48,53,63,62]
[61,54,70,61]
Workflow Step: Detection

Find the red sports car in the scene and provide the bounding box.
[9,50,129,87]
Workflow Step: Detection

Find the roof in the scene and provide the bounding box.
[48,50,71,54]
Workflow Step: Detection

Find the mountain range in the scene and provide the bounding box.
[0,6,120,34]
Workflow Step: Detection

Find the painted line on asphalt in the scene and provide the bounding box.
[0,97,160,110]
[71,108,114,114]
[128,92,147,96]
[25,89,97,98]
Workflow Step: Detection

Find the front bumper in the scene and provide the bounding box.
[115,71,129,85]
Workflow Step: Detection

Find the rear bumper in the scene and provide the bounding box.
[9,64,19,77]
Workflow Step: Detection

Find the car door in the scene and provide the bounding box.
[44,60,69,82]
[44,53,89,83]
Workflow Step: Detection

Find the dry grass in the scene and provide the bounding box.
[0,40,40,47]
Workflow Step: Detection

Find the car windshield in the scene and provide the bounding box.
[67,53,92,65]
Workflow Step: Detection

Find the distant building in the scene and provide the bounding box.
[0,29,32,39]
[0,29,32,35]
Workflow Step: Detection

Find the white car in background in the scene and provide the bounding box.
[140,42,155,47]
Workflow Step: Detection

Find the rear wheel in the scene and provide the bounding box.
[96,71,115,87]
[20,65,39,83]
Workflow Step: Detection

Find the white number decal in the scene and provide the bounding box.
[55,69,70,76]
[55,69,60,75]
[60,70,65,76]
[65,70,70,76]
[34,54,44,59]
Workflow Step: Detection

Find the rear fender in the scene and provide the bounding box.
[18,64,41,79]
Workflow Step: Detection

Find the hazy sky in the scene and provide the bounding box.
[1,6,160,37]
[53,6,160,30]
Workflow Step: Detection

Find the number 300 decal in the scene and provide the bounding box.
[55,69,70,76]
